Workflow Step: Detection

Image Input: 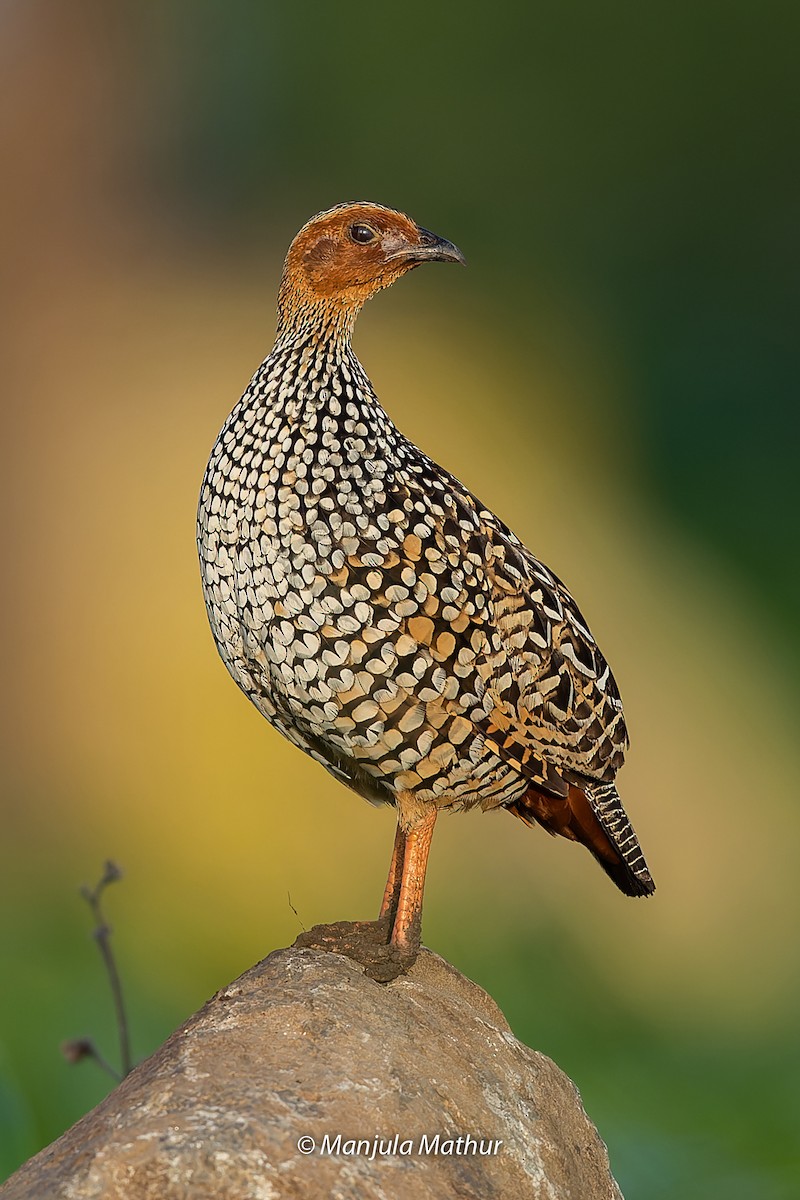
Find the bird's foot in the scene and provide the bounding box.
[292,918,418,983]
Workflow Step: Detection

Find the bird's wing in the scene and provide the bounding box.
[398,466,630,792]
[320,455,627,802]
[477,509,628,785]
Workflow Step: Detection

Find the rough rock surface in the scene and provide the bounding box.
[2,935,623,1199]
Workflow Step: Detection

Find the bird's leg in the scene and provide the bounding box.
[293,806,437,982]
[378,821,406,925]
[388,807,438,953]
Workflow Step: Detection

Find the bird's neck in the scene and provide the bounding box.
[275,282,363,351]
[251,306,383,436]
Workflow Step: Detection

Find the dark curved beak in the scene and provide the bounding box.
[414,227,466,265]
[387,226,466,267]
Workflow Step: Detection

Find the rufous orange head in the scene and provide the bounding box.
[277,202,465,337]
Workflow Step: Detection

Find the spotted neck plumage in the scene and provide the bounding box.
[242,300,406,471]
[274,269,368,351]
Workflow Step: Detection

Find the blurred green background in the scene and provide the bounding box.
[1,2,798,1195]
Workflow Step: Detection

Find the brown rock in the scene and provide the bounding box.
[1,936,623,1199]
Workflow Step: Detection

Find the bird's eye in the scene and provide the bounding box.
[349,224,377,245]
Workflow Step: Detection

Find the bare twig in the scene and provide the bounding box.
[287,891,306,932]
[78,860,132,1077]
[61,1037,121,1082]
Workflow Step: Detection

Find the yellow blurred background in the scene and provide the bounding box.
[1,3,798,1196]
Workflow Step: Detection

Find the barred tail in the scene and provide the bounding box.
[582,781,655,897]
[508,779,655,898]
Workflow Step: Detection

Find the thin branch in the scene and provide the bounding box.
[79,860,132,1077]
[61,1037,121,1083]
[287,891,306,932]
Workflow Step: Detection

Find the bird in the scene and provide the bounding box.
[197,201,654,976]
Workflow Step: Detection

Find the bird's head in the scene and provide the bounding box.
[277,202,465,339]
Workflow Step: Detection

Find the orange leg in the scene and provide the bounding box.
[379,822,406,922]
[385,809,438,953]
